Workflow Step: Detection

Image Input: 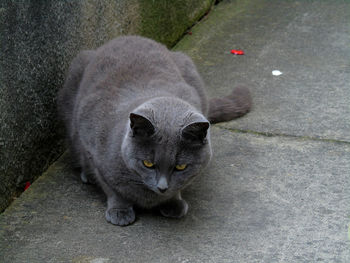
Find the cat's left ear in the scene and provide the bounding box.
[181,121,209,144]
[129,113,155,137]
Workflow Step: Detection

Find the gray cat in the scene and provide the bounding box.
[57,36,251,226]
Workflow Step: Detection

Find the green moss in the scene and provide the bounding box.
[139,0,215,47]
[173,0,258,54]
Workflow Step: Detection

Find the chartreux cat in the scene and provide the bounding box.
[57,36,251,226]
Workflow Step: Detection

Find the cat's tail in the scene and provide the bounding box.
[207,86,252,124]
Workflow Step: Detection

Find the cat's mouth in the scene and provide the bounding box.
[147,185,174,196]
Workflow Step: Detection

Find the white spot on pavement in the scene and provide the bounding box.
[272,70,283,76]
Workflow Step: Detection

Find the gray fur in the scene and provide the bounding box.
[57,36,250,226]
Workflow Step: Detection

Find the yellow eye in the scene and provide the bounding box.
[143,160,154,168]
[175,164,187,171]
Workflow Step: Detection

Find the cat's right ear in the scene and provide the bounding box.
[129,113,155,137]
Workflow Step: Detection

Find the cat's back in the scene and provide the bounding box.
[74,35,204,125]
[81,36,182,92]
[68,36,193,150]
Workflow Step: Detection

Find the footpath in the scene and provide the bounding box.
[1,1,349,262]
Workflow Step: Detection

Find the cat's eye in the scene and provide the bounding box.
[143,160,154,168]
[175,164,187,171]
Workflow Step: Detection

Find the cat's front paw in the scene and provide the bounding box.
[105,207,135,226]
[80,171,96,184]
[159,199,188,219]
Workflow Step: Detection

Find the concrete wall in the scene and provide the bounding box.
[0,0,215,212]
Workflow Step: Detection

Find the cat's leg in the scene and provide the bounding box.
[80,171,89,183]
[95,170,136,226]
[79,153,96,184]
[80,169,96,184]
[105,192,135,226]
[80,158,91,184]
[159,191,188,218]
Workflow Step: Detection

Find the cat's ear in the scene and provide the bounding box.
[181,121,209,144]
[129,113,155,137]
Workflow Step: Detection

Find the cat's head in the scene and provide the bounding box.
[121,97,212,196]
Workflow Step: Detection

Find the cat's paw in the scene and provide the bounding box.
[105,207,135,226]
[80,171,96,184]
[159,199,188,219]
[80,171,89,183]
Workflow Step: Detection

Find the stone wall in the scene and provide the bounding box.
[0,0,215,212]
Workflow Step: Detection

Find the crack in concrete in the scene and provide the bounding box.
[214,125,350,145]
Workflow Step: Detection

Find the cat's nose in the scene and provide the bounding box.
[157,186,168,193]
[157,176,168,193]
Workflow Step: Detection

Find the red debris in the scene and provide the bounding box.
[187,31,193,35]
[231,49,244,55]
[24,182,31,191]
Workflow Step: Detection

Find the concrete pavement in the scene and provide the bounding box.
[1,1,349,262]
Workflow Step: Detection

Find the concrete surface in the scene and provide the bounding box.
[0,0,214,212]
[1,0,350,262]
[1,131,350,262]
[175,0,350,142]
